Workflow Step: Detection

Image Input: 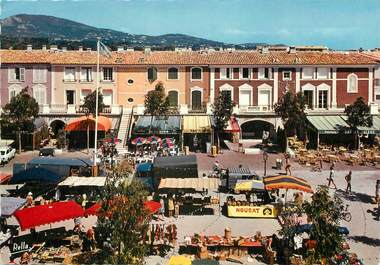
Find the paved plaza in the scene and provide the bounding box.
[1,148,379,264]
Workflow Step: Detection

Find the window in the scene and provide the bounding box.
[221,90,232,100]
[128,98,134,103]
[191,67,202,80]
[66,90,75,105]
[220,68,230,79]
[283,71,291,80]
[127,79,134,84]
[347,74,358,93]
[302,67,314,79]
[242,68,250,79]
[168,67,178,80]
[303,90,314,109]
[147,67,157,81]
[33,67,47,83]
[318,90,328,109]
[258,68,272,79]
[103,90,113,106]
[317,68,330,79]
[168,91,179,107]
[375,79,380,86]
[33,85,46,105]
[103,67,113,81]
[64,67,76,81]
[80,90,90,104]
[376,94,380,100]
[80,67,92,82]
[9,67,25,82]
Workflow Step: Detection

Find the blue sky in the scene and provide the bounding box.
[1,0,379,49]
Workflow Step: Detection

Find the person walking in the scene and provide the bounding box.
[327,165,337,189]
[345,170,352,193]
[168,196,174,217]
[284,153,292,175]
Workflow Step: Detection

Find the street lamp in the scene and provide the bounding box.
[263,151,268,177]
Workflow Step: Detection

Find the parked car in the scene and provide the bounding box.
[0,147,16,163]
[39,147,55,157]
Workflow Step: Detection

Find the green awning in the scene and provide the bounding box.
[307,116,351,134]
[342,115,380,134]
[133,115,181,135]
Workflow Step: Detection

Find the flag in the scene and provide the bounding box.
[99,40,112,58]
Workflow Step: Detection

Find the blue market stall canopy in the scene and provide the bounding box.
[307,116,351,134]
[133,116,181,135]
[294,224,349,235]
[1,197,26,217]
[153,155,198,179]
[137,163,153,173]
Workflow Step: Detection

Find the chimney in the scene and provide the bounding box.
[50,45,58,51]
[117,46,124,52]
[86,48,92,51]
[62,46,67,52]
[289,46,296,54]
[42,45,47,51]
[126,47,134,52]
[26,44,32,51]
[144,47,151,54]
[78,46,83,52]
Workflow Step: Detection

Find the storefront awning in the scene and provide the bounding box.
[158,178,219,192]
[225,117,241,133]
[133,116,181,135]
[342,115,380,134]
[1,197,26,217]
[307,116,350,134]
[57,176,106,187]
[183,115,212,133]
[14,201,85,230]
[65,115,112,131]
[234,179,265,192]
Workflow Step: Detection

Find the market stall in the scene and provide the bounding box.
[183,115,212,153]
[158,178,219,215]
[221,167,260,191]
[153,155,198,181]
[56,176,106,201]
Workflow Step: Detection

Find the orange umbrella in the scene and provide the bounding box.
[65,115,111,131]
[263,175,313,193]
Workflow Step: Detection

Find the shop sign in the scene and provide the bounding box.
[9,234,33,256]
[227,204,277,218]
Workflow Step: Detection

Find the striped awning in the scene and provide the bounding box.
[158,178,219,192]
[307,116,350,134]
[343,115,380,134]
[183,115,212,133]
[263,175,313,193]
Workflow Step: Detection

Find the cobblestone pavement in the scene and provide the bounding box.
[1,148,379,264]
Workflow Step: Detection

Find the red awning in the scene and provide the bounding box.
[0,174,12,184]
[14,201,85,230]
[65,115,112,132]
[225,117,240,133]
[84,203,102,216]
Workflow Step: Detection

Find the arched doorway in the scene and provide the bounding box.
[50,120,66,137]
[241,120,275,140]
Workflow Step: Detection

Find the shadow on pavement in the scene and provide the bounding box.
[335,190,373,204]
[348,235,380,247]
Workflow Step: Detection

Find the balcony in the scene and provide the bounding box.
[188,102,207,114]
[38,104,122,115]
[238,105,273,113]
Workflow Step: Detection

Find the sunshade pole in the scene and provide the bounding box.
[93,38,100,173]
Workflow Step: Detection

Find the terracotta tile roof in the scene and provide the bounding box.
[1,49,378,66]
[363,51,380,61]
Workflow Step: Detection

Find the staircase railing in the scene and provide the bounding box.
[124,106,135,147]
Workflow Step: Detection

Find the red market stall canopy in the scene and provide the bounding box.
[263,175,313,193]
[84,200,161,216]
[65,115,112,131]
[14,201,85,230]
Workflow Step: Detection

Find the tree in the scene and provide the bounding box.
[302,186,345,263]
[344,97,372,149]
[144,82,170,133]
[82,91,105,153]
[274,91,306,150]
[1,88,39,153]
[212,92,236,151]
[97,165,150,265]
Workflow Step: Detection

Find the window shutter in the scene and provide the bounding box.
[20,68,25,81]
[81,68,86,80]
[258,68,264,79]
[8,68,14,82]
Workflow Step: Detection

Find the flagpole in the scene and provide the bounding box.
[94,38,100,172]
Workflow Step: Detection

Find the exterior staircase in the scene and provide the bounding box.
[116,108,133,155]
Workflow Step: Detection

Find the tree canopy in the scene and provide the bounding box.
[144,82,170,117]
[97,166,149,264]
[82,90,105,116]
[344,97,372,130]
[1,88,39,153]
[302,186,344,262]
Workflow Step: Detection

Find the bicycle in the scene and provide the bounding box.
[341,204,352,222]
